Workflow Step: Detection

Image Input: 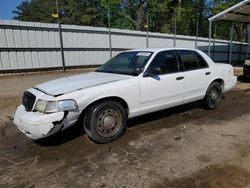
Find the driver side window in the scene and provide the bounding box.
[148,50,179,75]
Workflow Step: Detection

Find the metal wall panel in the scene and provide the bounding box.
[21,30,30,48]
[0,53,2,69]
[13,30,22,47]
[0,30,7,47]
[23,52,32,68]
[1,52,10,69]
[30,51,38,68]
[17,52,25,68]
[176,39,195,48]
[5,29,15,47]
[0,19,249,72]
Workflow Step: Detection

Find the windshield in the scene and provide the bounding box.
[96,51,153,76]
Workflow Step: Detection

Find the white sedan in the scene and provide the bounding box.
[14,48,237,143]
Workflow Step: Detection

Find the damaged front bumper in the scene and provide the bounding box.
[13,105,66,140]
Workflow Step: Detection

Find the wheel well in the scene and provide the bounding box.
[78,97,129,124]
[212,79,224,90]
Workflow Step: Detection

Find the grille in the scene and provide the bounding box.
[22,91,36,111]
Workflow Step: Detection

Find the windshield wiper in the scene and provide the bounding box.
[96,69,117,74]
[96,69,135,76]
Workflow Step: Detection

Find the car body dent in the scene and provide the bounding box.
[14,105,65,139]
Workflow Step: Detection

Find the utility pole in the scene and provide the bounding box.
[56,0,65,71]
[247,26,250,58]
[146,11,149,48]
[229,23,234,64]
[173,18,176,47]
[174,0,181,47]
[108,5,112,58]
[208,21,212,57]
[213,24,217,60]
[195,20,198,49]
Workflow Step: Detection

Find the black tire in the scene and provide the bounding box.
[243,74,250,82]
[203,82,222,109]
[84,100,127,143]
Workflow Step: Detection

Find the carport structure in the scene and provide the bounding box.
[208,0,250,63]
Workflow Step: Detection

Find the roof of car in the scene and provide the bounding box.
[127,48,199,53]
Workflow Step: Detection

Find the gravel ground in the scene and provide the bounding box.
[0,67,250,188]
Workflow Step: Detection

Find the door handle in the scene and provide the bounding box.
[176,76,184,80]
[205,72,211,75]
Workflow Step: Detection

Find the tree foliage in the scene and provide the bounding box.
[13,0,248,41]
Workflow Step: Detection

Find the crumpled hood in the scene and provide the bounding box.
[34,72,132,96]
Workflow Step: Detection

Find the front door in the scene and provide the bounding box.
[139,50,185,113]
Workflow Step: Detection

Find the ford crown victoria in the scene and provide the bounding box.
[14,48,237,143]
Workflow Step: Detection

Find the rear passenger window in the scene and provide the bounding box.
[194,51,208,68]
[179,50,198,71]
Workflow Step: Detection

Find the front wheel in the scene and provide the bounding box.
[203,82,222,109]
[84,100,127,143]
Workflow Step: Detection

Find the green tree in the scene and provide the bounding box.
[13,0,246,41]
[14,0,104,26]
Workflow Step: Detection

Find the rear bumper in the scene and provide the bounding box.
[224,76,237,92]
[13,105,65,140]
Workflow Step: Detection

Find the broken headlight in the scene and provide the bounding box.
[34,99,78,113]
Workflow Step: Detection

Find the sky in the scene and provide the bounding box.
[0,0,24,20]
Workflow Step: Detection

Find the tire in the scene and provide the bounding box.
[244,74,250,82]
[84,100,127,143]
[203,82,222,109]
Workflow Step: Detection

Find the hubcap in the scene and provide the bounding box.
[96,108,122,137]
[211,89,218,100]
[103,116,116,128]
[209,86,221,105]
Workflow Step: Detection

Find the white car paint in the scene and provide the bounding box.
[13,48,237,140]
[35,72,132,96]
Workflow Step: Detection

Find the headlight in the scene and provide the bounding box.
[34,99,78,113]
[245,59,250,66]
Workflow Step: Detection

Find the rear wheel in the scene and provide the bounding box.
[243,74,250,82]
[204,82,222,109]
[84,100,127,143]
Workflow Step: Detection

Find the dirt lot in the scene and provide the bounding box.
[1,67,250,188]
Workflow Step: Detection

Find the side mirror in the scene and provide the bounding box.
[133,68,144,76]
[144,67,161,77]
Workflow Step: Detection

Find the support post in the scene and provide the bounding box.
[229,23,234,64]
[239,41,242,62]
[212,24,217,60]
[208,21,212,57]
[108,5,112,58]
[247,29,250,58]
[146,11,149,48]
[195,20,198,49]
[56,0,65,71]
[173,18,176,47]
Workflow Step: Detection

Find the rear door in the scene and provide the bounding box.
[177,50,211,103]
